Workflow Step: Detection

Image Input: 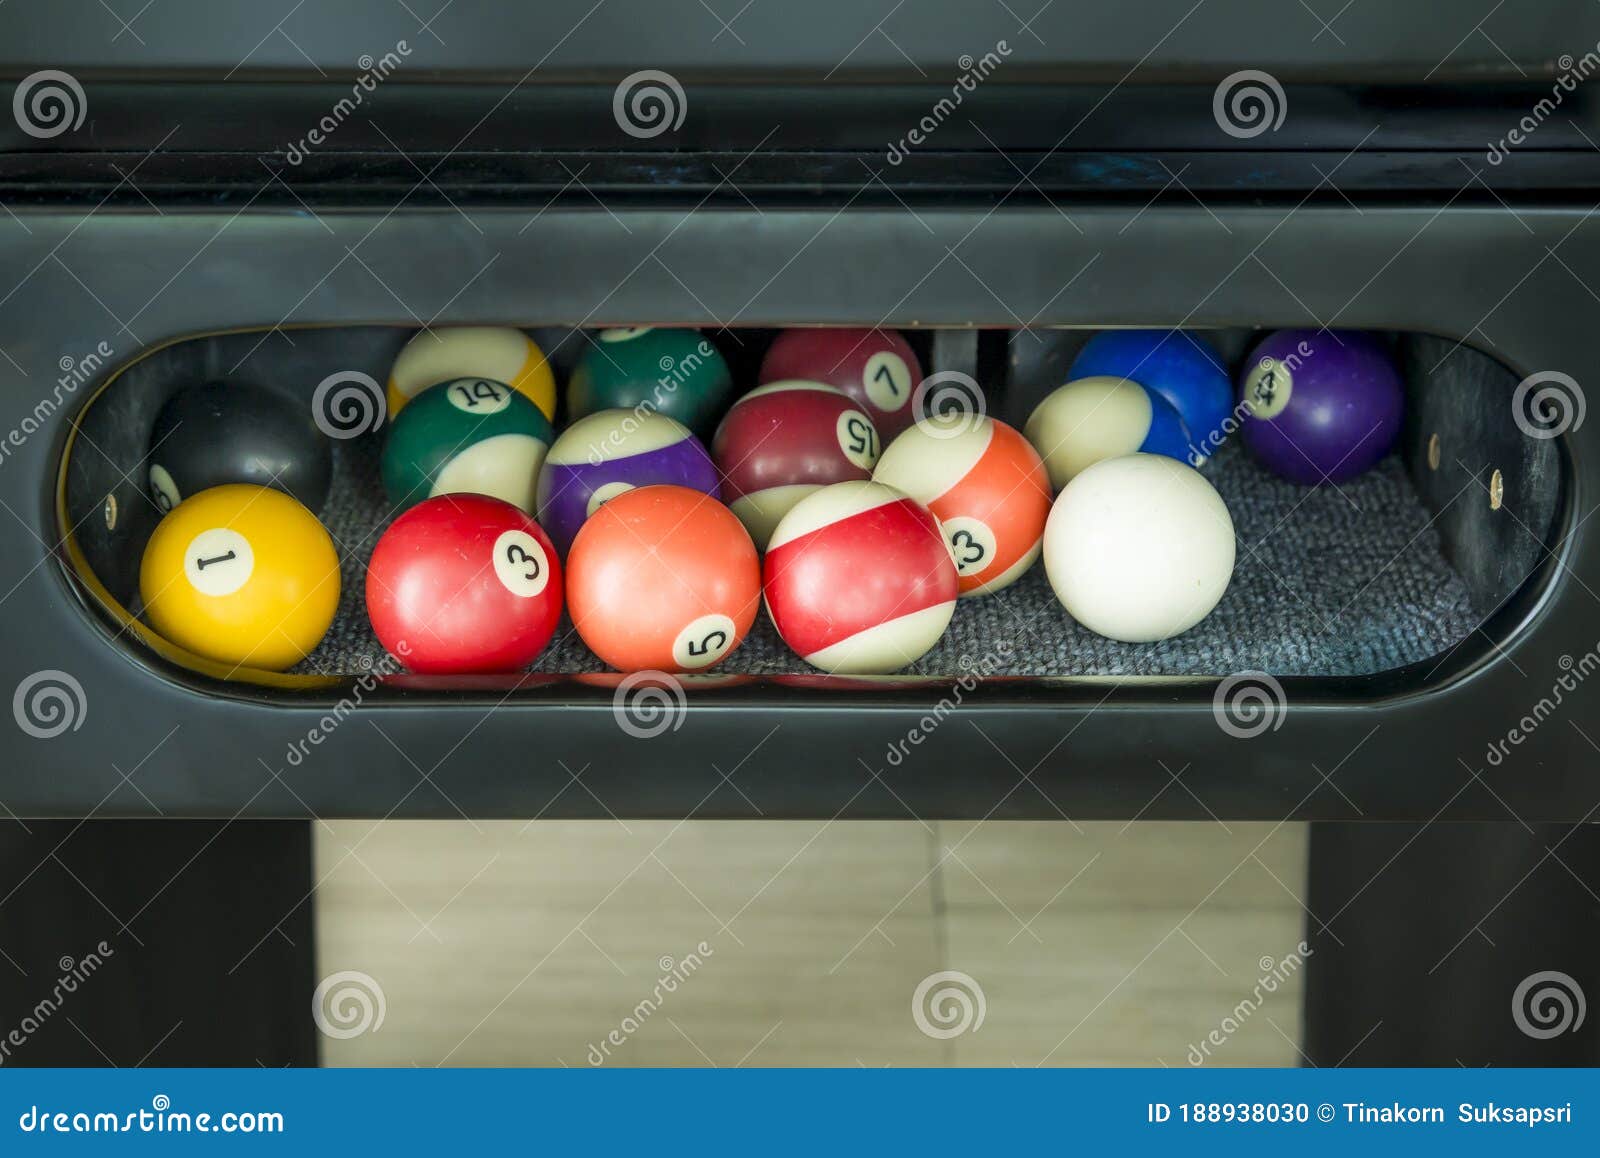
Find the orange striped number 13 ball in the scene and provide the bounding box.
[873,414,1051,597]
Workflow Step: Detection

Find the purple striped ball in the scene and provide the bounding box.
[535,409,721,555]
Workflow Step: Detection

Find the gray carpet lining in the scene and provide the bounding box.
[300,436,1478,679]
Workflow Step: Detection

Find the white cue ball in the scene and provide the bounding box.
[1042,453,1235,642]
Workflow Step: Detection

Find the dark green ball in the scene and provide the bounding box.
[381,377,554,513]
[566,328,733,436]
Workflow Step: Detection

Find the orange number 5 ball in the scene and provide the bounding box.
[567,485,760,672]
[139,483,341,671]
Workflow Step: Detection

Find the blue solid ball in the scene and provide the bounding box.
[1069,330,1233,458]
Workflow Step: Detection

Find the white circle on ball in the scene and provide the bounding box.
[835,410,880,470]
[862,351,912,413]
[599,327,653,343]
[184,528,254,597]
[673,613,737,669]
[1243,357,1294,420]
[587,480,635,517]
[445,378,513,415]
[940,516,997,576]
[492,529,550,598]
[148,464,181,512]
[1043,454,1234,643]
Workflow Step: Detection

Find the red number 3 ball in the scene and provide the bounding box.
[366,494,563,673]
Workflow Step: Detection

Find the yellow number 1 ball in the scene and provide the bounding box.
[386,326,557,421]
[139,484,341,671]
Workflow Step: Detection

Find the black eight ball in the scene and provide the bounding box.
[148,382,333,515]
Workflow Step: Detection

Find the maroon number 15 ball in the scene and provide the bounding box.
[1238,329,1404,486]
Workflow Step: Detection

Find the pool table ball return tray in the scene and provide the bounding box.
[4,78,1589,826]
[1,17,1598,1063]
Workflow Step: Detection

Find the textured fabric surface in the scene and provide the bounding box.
[302,434,1478,679]
[300,435,1472,684]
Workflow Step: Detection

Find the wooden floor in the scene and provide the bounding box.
[315,820,1309,1067]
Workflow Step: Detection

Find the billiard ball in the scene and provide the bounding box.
[536,410,721,555]
[365,493,562,674]
[387,326,556,421]
[567,485,760,672]
[1042,454,1234,643]
[148,382,332,514]
[1238,329,1404,485]
[711,380,880,550]
[139,483,340,671]
[1023,376,1193,491]
[1068,330,1233,457]
[380,377,555,514]
[873,414,1051,597]
[759,328,923,439]
[764,480,958,673]
[567,328,733,437]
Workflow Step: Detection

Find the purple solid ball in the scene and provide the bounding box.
[1238,330,1404,485]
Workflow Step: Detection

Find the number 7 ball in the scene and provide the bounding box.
[759,328,923,439]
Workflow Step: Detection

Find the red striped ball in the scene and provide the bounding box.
[763,481,957,673]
